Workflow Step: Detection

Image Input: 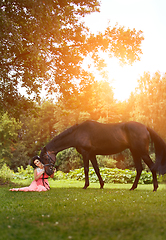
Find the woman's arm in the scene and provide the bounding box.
[34,168,45,181]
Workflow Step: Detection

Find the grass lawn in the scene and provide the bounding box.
[1,180,166,240]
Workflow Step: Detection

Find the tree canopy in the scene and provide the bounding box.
[0,0,144,117]
[129,71,166,139]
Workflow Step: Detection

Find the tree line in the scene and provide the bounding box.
[1,72,166,171]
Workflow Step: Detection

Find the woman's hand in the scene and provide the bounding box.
[34,168,45,181]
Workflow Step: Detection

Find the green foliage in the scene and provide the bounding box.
[0,0,147,175]
[66,167,159,184]
[0,0,99,113]
[0,163,14,184]
[114,149,135,170]
[0,164,34,183]
[14,165,34,180]
[56,149,117,173]
[0,0,144,116]
[96,155,117,168]
[0,112,22,167]
[0,0,145,172]
[1,77,165,174]
[130,72,166,141]
[56,148,84,173]
[53,171,66,180]
[1,164,162,185]
[10,142,29,171]
[19,101,58,157]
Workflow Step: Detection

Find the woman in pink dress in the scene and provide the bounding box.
[9,156,56,192]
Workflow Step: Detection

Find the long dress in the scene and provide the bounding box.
[9,168,50,192]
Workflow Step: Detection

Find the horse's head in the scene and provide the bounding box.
[40,147,56,176]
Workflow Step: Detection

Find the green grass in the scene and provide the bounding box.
[1,180,166,240]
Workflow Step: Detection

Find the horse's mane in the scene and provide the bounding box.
[52,123,79,143]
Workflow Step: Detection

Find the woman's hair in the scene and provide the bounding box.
[30,155,41,169]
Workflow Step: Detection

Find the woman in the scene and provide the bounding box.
[9,156,56,192]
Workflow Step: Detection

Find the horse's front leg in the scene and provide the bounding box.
[130,168,142,190]
[130,155,142,191]
[90,155,104,189]
[83,157,89,189]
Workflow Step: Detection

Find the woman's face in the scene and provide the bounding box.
[34,159,43,168]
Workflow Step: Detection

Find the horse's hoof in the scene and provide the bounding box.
[153,185,158,192]
[100,182,104,189]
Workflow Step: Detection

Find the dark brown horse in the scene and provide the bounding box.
[40,120,166,191]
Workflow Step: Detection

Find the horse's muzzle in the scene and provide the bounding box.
[45,166,54,176]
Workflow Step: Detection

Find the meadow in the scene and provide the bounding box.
[1,180,166,240]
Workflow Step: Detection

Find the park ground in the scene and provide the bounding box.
[0,180,166,240]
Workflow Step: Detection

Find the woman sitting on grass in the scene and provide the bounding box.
[9,156,56,192]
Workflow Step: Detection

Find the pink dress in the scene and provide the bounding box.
[9,168,50,192]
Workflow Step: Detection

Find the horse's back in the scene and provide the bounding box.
[77,120,125,139]
[75,120,129,154]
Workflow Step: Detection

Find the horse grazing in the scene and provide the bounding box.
[40,120,166,191]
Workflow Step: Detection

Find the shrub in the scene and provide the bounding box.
[0,164,162,185]
[0,163,15,184]
[53,171,66,180]
[56,149,117,172]
[0,164,34,183]
[14,165,34,180]
[66,167,156,184]
[56,148,83,172]
[96,156,117,168]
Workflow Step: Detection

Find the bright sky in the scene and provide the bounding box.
[84,0,166,101]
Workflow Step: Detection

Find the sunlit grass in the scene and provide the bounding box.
[1,180,166,240]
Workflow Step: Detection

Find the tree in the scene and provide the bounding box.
[0,0,144,116]
[130,72,166,140]
[19,101,58,156]
[80,80,116,121]
[0,112,22,167]
[55,80,125,125]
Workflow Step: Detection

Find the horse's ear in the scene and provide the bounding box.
[43,146,47,152]
[40,147,47,156]
[41,146,47,151]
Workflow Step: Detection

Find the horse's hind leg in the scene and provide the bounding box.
[142,154,158,191]
[130,155,143,191]
[90,155,104,189]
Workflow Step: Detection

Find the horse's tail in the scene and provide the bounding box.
[147,127,166,175]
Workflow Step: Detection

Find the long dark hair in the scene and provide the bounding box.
[30,155,41,169]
